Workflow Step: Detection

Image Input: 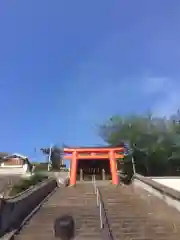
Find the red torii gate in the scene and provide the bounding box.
[63,146,124,186]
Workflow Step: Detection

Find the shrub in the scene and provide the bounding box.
[9,174,48,196]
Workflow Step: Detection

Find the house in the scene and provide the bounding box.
[0,153,32,174]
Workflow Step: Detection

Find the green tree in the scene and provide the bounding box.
[40,145,64,170]
[0,152,9,159]
[99,112,180,176]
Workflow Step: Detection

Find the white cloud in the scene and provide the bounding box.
[74,73,180,124]
[141,77,180,117]
[73,27,180,120]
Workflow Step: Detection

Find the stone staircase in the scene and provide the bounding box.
[14,183,103,240]
[100,184,180,240]
[12,181,180,240]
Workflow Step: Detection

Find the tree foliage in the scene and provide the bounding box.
[0,152,9,160]
[40,145,64,170]
[99,111,180,176]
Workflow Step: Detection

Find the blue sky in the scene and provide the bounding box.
[0,1,180,162]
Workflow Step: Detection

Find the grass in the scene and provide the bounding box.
[9,174,48,196]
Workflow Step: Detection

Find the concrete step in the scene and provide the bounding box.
[99,185,180,240]
[15,184,103,240]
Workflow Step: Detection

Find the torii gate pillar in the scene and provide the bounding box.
[70,151,77,186]
[109,150,118,185]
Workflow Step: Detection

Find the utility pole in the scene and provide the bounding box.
[48,144,52,171]
[131,156,136,175]
[131,144,136,175]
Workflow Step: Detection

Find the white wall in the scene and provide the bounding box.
[152,178,180,192]
[0,166,28,175]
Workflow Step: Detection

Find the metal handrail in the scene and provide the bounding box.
[92,175,103,228]
[92,175,114,239]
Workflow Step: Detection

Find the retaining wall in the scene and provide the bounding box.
[152,177,180,192]
[132,174,180,213]
[0,178,57,237]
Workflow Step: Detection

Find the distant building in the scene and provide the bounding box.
[0,153,32,174]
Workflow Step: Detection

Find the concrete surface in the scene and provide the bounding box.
[152,177,180,192]
[0,168,27,175]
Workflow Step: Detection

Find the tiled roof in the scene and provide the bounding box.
[64,144,124,149]
[3,153,27,160]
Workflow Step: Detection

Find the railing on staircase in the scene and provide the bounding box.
[92,175,114,240]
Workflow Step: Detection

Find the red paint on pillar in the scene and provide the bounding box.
[109,150,118,185]
[69,159,72,178]
[70,151,78,186]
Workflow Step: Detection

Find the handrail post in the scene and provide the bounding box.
[97,189,99,207]
[92,175,97,194]
[100,202,103,229]
[80,168,83,181]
